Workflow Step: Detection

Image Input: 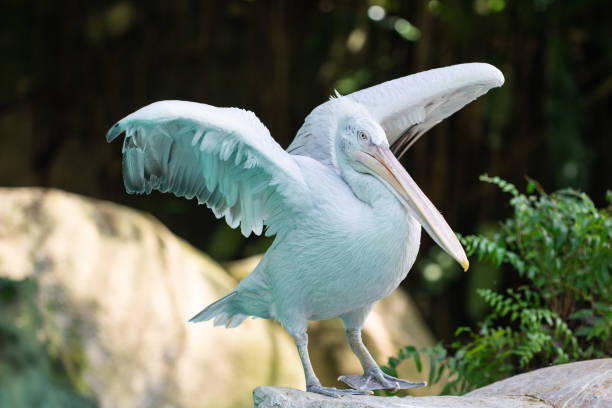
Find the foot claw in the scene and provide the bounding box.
[338,368,426,392]
[307,384,371,398]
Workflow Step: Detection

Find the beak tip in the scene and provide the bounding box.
[462,259,470,272]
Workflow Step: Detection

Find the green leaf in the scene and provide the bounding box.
[413,349,422,372]
[388,357,400,367]
[568,309,594,320]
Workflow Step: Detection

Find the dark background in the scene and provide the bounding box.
[2,0,611,341]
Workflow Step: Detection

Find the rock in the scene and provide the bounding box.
[253,386,544,408]
[253,359,612,407]
[467,358,612,408]
[0,187,302,408]
[0,188,436,407]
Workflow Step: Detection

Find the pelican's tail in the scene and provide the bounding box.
[189,291,249,329]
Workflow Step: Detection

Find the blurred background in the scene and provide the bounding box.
[1,0,611,406]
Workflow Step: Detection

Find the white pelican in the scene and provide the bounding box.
[106,63,504,397]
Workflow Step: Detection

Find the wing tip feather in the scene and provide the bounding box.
[466,62,505,88]
[481,62,505,88]
[106,122,124,143]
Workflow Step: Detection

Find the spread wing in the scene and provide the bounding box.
[106,100,309,238]
[288,63,504,167]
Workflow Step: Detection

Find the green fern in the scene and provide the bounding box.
[383,175,612,395]
[479,173,519,197]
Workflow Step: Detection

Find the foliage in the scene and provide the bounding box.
[383,175,612,395]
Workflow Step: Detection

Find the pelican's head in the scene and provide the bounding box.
[331,96,469,272]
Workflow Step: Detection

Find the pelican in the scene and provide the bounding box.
[106,63,504,397]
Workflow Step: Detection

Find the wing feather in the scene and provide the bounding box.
[288,63,504,167]
[107,100,309,237]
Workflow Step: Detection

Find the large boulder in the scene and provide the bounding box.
[253,359,612,407]
[0,188,436,407]
[466,358,612,407]
[0,188,302,407]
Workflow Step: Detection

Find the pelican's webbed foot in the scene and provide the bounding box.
[307,383,372,398]
[338,367,426,392]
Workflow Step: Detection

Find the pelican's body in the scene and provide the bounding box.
[107,63,504,397]
[237,156,420,330]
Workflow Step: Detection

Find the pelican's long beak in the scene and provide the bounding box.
[352,144,469,271]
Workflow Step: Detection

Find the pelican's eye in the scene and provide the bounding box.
[358,131,368,141]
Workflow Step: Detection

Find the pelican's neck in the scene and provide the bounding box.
[337,156,399,209]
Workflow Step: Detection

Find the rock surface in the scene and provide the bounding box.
[468,358,612,408]
[0,188,436,407]
[0,188,302,407]
[254,359,612,408]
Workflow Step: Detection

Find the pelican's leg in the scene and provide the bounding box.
[338,328,426,392]
[293,331,371,398]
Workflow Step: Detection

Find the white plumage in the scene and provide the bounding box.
[107,63,504,397]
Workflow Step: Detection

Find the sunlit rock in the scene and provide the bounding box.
[467,358,612,407]
[0,188,302,407]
